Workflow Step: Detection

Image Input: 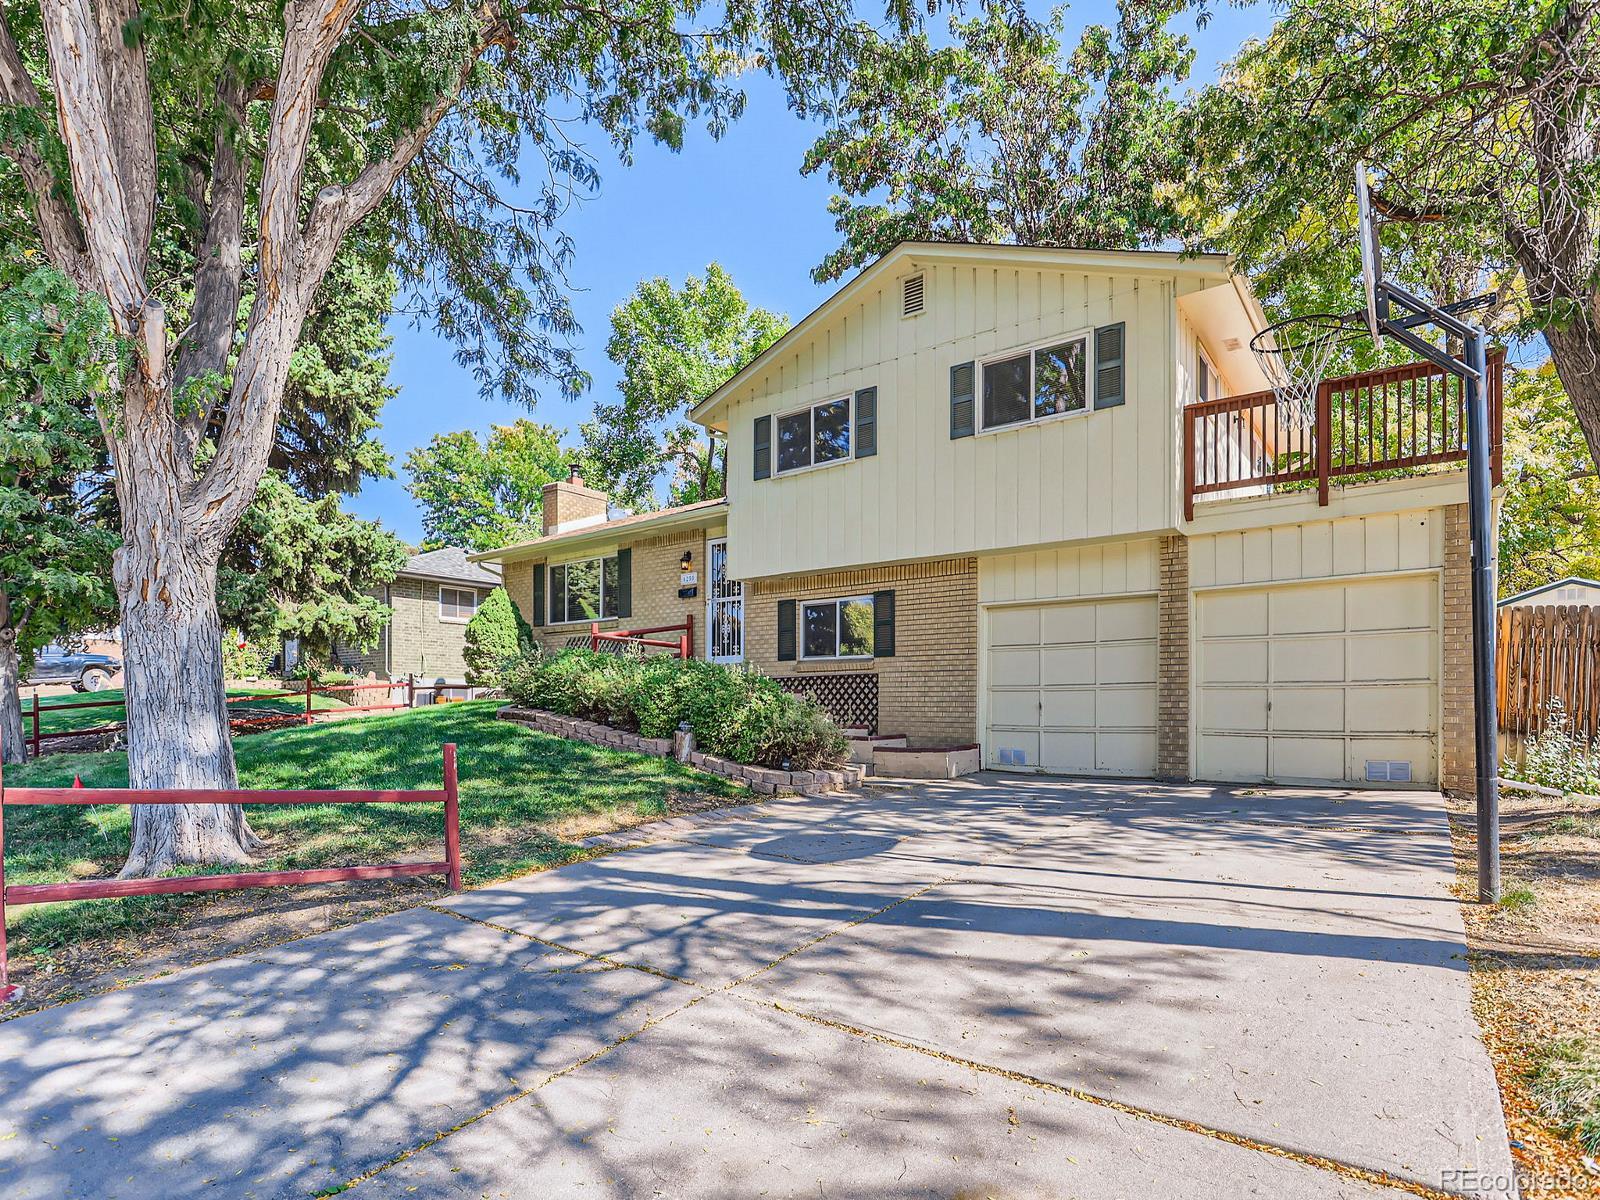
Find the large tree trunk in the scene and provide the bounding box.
[1542,318,1600,471]
[114,392,260,877]
[0,625,25,766]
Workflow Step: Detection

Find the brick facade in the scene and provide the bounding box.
[745,557,979,747]
[1157,534,1190,780]
[1440,502,1478,795]
[504,526,720,656]
[541,474,609,535]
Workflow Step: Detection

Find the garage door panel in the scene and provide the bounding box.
[1201,640,1267,684]
[1039,731,1096,774]
[1200,590,1268,638]
[1197,734,1268,781]
[1269,639,1346,683]
[1269,687,1344,733]
[990,647,1039,688]
[1346,685,1435,734]
[1347,577,1435,631]
[1096,685,1157,729]
[1038,605,1096,645]
[1094,597,1158,643]
[1040,689,1095,728]
[1270,584,1344,635]
[989,690,1039,727]
[1040,645,1094,685]
[1098,732,1157,774]
[988,730,1040,770]
[1269,736,1347,782]
[1347,632,1436,683]
[1203,686,1268,733]
[1197,575,1440,788]
[1098,641,1157,685]
[989,607,1042,647]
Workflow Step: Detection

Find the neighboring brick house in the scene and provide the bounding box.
[335,547,501,686]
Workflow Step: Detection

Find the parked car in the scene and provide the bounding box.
[27,645,121,692]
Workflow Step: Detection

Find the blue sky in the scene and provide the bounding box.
[354,2,1273,543]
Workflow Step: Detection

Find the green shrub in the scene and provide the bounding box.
[463,587,535,687]
[222,634,272,680]
[504,649,848,769]
[1502,697,1600,795]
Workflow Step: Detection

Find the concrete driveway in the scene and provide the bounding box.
[0,776,1513,1199]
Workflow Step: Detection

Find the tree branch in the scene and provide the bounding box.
[92,0,155,271]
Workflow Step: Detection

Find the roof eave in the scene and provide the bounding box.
[471,501,727,564]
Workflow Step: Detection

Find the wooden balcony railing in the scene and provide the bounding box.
[1183,350,1504,520]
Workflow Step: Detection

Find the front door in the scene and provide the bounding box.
[706,538,744,662]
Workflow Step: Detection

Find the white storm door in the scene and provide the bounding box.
[706,538,744,663]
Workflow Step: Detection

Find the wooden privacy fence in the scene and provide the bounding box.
[1497,605,1600,738]
[0,741,461,1003]
[24,675,417,758]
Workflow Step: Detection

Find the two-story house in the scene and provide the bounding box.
[481,242,1500,792]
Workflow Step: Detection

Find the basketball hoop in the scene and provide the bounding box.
[1249,312,1366,424]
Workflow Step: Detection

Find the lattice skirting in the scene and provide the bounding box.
[777,673,878,734]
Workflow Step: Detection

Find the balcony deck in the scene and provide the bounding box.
[1183,351,1504,520]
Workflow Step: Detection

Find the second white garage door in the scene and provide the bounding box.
[1196,575,1440,786]
[986,596,1158,775]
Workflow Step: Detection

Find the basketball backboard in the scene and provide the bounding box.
[1355,161,1381,340]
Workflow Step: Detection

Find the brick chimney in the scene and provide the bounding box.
[542,463,609,536]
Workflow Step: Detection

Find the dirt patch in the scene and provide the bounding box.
[1449,791,1600,1198]
[2,789,747,1020]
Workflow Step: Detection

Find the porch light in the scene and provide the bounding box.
[680,550,693,571]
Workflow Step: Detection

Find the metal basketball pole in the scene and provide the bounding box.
[1377,282,1501,901]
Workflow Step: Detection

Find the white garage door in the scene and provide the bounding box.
[1196,575,1439,786]
[986,596,1158,776]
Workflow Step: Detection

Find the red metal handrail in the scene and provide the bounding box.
[1183,351,1505,520]
[0,740,461,1003]
[590,614,695,659]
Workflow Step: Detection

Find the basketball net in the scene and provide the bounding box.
[1249,315,1363,425]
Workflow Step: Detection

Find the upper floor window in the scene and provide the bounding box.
[776,396,852,474]
[439,586,480,622]
[549,555,620,624]
[981,333,1088,432]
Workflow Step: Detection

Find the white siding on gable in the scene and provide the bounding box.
[724,259,1190,581]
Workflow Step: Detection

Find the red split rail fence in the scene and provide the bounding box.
[590,614,695,659]
[0,740,461,1003]
[24,675,417,758]
[1183,351,1505,520]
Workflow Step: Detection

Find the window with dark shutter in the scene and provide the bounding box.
[615,548,633,618]
[777,599,797,661]
[531,566,546,627]
[753,415,772,480]
[872,590,895,657]
[854,387,877,458]
[950,362,975,438]
[1094,322,1125,409]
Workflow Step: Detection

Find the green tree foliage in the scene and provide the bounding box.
[580,264,786,510]
[1499,362,1600,597]
[1182,0,1600,468]
[219,473,408,665]
[0,267,120,760]
[804,0,1198,282]
[463,586,534,686]
[406,420,569,552]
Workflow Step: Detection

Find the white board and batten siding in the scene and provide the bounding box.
[979,540,1160,776]
[1190,511,1446,787]
[722,256,1205,582]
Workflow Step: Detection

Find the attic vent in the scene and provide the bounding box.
[902,273,926,318]
[1222,337,1243,351]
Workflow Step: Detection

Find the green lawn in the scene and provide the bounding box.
[3,701,745,964]
[24,685,350,737]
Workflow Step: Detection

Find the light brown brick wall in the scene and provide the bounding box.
[503,528,715,655]
[383,577,481,682]
[1157,535,1190,780]
[1441,502,1477,795]
[541,478,608,535]
[746,557,978,746]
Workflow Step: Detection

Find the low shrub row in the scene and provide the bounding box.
[505,649,849,770]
